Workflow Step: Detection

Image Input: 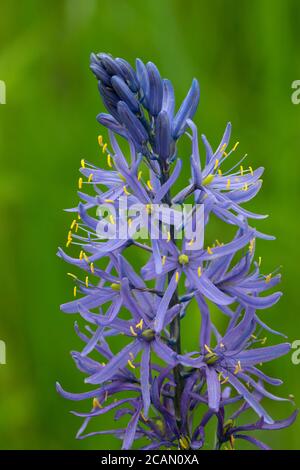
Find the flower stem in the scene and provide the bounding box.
[161,161,183,428]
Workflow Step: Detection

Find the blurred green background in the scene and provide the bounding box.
[0,0,300,450]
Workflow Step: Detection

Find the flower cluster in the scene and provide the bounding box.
[57,53,297,450]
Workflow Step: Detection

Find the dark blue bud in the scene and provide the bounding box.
[117,101,149,146]
[90,53,111,86]
[172,78,200,138]
[111,76,140,114]
[162,79,175,119]
[97,83,120,122]
[146,62,163,116]
[115,58,139,93]
[136,58,150,107]
[155,111,171,161]
[97,113,128,140]
[98,53,124,78]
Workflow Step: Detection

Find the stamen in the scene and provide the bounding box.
[214,159,219,170]
[249,166,254,176]
[147,180,153,191]
[240,165,244,176]
[123,185,130,195]
[78,177,83,189]
[67,273,77,279]
[207,246,213,255]
[73,286,77,297]
[197,266,202,277]
[136,319,143,330]
[127,359,136,369]
[226,178,231,190]
[70,219,77,229]
[104,199,114,203]
[90,263,95,274]
[202,174,214,186]
[130,326,138,337]
[93,398,102,409]
[232,141,239,152]
[138,170,142,181]
[162,255,166,266]
[109,215,115,225]
[102,143,108,153]
[107,154,112,167]
[85,276,89,287]
[204,344,213,354]
[98,135,103,147]
[88,173,93,183]
[265,273,272,283]
[81,159,85,168]
[175,271,180,283]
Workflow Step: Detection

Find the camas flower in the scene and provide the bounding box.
[57,53,296,450]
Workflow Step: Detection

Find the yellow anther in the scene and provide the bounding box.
[130,326,138,337]
[258,256,262,266]
[81,159,85,168]
[240,165,244,176]
[127,359,136,369]
[261,337,267,345]
[146,203,153,214]
[128,218,132,227]
[107,154,112,167]
[102,143,108,153]
[242,183,248,191]
[138,170,142,181]
[136,319,144,330]
[234,360,242,375]
[123,185,130,195]
[110,283,120,291]
[223,151,228,157]
[178,254,189,265]
[104,199,114,203]
[175,271,180,283]
[93,398,103,409]
[73,286,77,297]
[179,436,191,450]
[232,141,239,152]
[188,238,194,246]
[218,372,223,382]
[214,159,219,170]
[249,166,254,176]
[220,143,227,153]
[249,238,255,254]
[147,180,153,191]
[66,239,72,247]
[70,219,77,230]
[79,250,84,260]
[88,173,93,183]
[85,276,89,287]
[67,230,72,241]
[129,352,135,360]
[118,172,126,182]
[140,412,148,422]
[204,344,213,354]
[78,177,83,189]
[83,253,89,262]
[197,266,202,277]
[251,334,257,340]
[67,272,77,279]
[226,178,231,190]
[207,246,213,255]
[162,255,166,266]
[229,435,235,450]
[265,273,272,283]
[221,376,229,385]
[98,135,103,147]
[202,174,215,186]
[167,231,171,243]
[90,263,95,274]
[218,168,222,176]
[109,214,115,225]
[74,222,78,233]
